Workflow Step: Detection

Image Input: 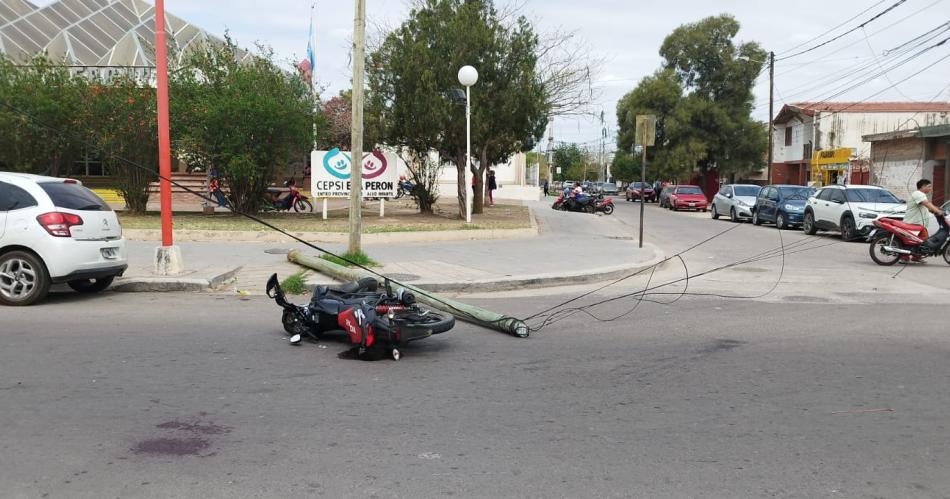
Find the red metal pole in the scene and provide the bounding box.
[155,0,173,246]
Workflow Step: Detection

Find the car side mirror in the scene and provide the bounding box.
[727,193,733,198]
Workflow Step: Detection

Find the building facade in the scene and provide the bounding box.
[770,102,950,186]
[863,124,950,204]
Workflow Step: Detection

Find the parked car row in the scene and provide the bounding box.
[705,183,910,241]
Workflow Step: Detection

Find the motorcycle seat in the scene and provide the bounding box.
[884,219,924,232]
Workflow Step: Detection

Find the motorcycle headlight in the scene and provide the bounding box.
[858,211,878,219]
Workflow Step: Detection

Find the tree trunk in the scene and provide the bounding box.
[471,146,489,214]
[455,152,467,219]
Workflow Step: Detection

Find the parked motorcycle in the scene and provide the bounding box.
[264,178,313,212]
[867,212,950,266]
[266,273,455,360]
[595,196,615,215]
[394,178,415,199]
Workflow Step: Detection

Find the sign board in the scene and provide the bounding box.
[635,115,657,147]
[311,148,398,198]
[556,167,562,174]
[811,147,853,171]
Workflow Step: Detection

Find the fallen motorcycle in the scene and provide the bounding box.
[266,274,455,360]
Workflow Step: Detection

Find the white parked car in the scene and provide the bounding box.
[802,185,906,241]
[710,184,761,222]
[0,172,127,306]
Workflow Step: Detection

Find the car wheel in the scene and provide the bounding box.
[841,215,857,241]
[730,207,740,223]
[67,276,115,294]
[711,204,719,219]
[752,210,762,226]
[0,251,51,306]
[776,212,787,230]
[803,211,818,235]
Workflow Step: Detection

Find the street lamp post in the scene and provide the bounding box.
[458,65,478,224]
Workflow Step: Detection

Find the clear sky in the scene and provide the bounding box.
[35,0,950,153]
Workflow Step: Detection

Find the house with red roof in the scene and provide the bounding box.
[770,102,950,187]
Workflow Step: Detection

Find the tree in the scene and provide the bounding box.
[0,56,88,176]
[368,0,548,217]
[552,143,584,181]
[170,39,314,213]
[86,75,158,213]
[615,15,767,181]
[317,93,352,151]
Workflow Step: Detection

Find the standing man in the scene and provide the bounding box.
[487,169,497,206]
[901,179,945,262]
[543,178,549,197]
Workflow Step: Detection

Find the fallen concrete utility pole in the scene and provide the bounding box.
[288,250,529,337]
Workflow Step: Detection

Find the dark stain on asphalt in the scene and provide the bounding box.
[699,339,746,355]
[132,438,209,456]
[156,421,232,435]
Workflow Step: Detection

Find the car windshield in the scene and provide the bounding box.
[632,182,644,188]
[734,186,760,197]
[38,182,111,211]
[780,187,814,200]
[846,188,900,203]
[676,187,703,195]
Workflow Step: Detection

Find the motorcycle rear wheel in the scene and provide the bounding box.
[395,309,455,335]
[944,244,950,265]
[602,204,614,215]
[869,235,901,266]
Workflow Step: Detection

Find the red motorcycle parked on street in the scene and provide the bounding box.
[265,177,313,213]
[867,212,950,266]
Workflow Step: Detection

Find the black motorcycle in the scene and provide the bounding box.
[266,274,455,360]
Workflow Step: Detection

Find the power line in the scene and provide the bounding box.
[776,0,888,56]
[777,0,910,61]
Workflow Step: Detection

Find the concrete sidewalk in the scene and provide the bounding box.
[114,202,663,295]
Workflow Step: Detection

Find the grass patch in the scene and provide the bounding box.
[319,250,379,268]
[280,271,309,295]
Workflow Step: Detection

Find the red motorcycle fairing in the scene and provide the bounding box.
[338,307,375,347]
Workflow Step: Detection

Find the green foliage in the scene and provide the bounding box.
[0,56,89,175]
[320,250,379,268]
[170,39,314,213]
[86,75,158,213]
[368,0,548,217]
[280,271,308,295]
[615,15,768,180]
[552,143,584,181]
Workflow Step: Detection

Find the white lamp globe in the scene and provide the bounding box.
[458,65,478,87]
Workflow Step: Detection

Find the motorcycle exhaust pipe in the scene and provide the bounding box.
[883,246,912,255]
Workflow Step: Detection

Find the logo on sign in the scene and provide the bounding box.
[321,148,389,180]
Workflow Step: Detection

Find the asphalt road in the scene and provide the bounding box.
[3,200,950,498]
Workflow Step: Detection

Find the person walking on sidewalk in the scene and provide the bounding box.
[543,179,549,197]
[487,169,497,206]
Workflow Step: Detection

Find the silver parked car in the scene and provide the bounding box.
[711,184,761,222]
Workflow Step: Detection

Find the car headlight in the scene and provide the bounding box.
[737,200,749,207]
[784,204,801,211]
[858,211,877,219]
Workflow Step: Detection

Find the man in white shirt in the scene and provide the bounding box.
[904,179,944,235]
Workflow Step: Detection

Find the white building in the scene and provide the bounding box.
[770,102,950,186]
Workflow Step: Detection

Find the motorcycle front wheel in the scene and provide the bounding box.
[602,204,614,215]
[944,244,950,265]
[869,235,901,266]
[294,199,313,213]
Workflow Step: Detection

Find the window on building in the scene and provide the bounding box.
[785,128,793,146]
[74,150,104,176]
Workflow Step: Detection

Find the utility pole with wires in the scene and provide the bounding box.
[348,0,366,254]
[600,110,607,181]
[767,50,775,184]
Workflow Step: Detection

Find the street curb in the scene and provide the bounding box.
[302,244,666,294]
[112,267,241,293]
[121,209,540,244]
